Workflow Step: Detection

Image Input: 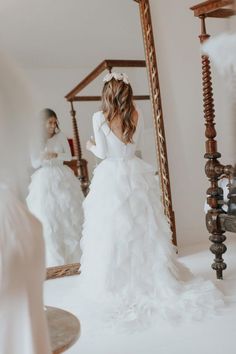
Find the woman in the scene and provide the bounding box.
[0,51,51,354]
[79,72,223,325]
[27,109,83,267]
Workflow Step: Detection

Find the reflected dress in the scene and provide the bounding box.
[27,131,83,267]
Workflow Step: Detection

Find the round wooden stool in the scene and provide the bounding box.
[46,306,81,354]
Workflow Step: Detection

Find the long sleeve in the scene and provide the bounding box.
[89,113,107,159]
[30,132,72,168]
[56,133,72,162]
[31,154,42,169]
[30,142,44,169]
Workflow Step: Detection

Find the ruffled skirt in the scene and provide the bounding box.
[27,164,83,267]
[79,157,223,326]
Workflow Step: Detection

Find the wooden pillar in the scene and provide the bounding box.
[70,101,89,196]
[199,16,228,279]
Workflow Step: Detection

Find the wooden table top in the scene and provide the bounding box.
[46,306,81,354]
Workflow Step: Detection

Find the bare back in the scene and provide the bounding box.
[106,110,139,143]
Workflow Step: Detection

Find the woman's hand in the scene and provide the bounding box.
[86,138,95,151]
[43,151,58,160]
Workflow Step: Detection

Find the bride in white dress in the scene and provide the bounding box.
[27,108,83,267]
[79,72,223,325]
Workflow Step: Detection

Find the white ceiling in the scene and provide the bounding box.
[0,0,145,69]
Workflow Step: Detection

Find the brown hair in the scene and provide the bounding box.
[42,108,59,129]
[40,108,60,140]
[101,78,136,144]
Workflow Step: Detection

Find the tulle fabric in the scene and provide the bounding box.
[79,156,223,327]
[27,161,83,267]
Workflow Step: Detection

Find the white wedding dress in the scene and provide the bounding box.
[27,131,83,267]
[79,110,223,326]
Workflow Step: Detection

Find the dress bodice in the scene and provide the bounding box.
[31,131,72,169]
[89,110,144,160]
[45,132,70,155]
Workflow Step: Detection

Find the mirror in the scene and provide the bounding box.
[0,0,175,278]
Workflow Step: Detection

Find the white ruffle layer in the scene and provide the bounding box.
[27,164,83,266]
[79,157,223,327]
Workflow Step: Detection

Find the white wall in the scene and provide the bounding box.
[150,0,234,247]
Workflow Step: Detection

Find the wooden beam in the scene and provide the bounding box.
[72,95,150,102]
[105,59,146,68]
[65,60,107,101]
[206,8,236,16]
[190,0,234,17]
[65,59,146,101]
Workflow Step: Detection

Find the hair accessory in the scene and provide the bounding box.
[103,72,129,85]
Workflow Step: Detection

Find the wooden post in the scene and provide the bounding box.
[199,16,227,279]
[70,101,89,196]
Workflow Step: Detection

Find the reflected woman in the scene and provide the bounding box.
[27,108,83,267]
[79,73,223,325]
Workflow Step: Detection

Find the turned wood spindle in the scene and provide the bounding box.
[199,15,227,279]
[70,101,89,196]
[70,101,82,160]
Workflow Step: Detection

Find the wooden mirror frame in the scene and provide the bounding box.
[46,0,176,280]
[134,0,176,244]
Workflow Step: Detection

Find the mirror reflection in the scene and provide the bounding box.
[0,1,159,270]
[26,108,83,267]
[24,64,158,268]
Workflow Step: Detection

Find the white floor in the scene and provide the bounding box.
[44,238,236,354]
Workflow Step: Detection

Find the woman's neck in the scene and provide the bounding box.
[47,132,55,139]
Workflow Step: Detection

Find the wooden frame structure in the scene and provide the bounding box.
[135,0,176,246]
[190,0,235,279]
[65,59,148,101]
[47,0,176,279]
[64,59,149,195]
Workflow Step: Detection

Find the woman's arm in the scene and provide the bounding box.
[88,113,107,159]
[30,145,45,169]
[56,133,72,162]
[31,154,42,169]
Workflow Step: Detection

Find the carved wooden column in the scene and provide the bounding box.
[70,101,89,196]
[136,0,177,245]
[190,0,235,279]
[199,16,228,279]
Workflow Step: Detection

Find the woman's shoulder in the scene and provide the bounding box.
[55,131,67,140]
[92,111,106,125]
[134,104,141,117]
[134,106,144,127]
[93,111,105,119]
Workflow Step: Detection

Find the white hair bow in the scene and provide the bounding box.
[103,72,129,85]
